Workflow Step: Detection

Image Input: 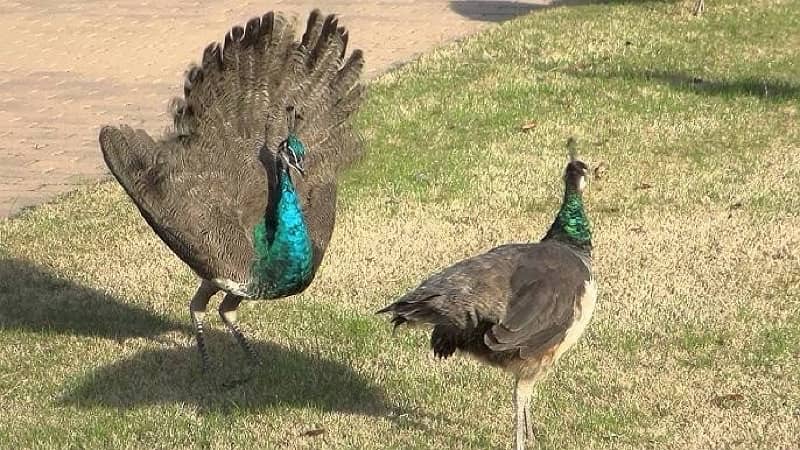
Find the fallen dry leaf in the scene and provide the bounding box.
[711,393,745,409]
[593,162,608,180]
[300,428,327,438]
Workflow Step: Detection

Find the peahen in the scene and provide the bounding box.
[99,10,365,370]
[378,139,596,450]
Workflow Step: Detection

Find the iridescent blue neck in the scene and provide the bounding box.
[248,169,314,298]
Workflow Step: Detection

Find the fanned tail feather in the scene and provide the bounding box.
[168,9,364,174]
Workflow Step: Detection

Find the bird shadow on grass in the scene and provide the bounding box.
[0,257,184,339]
[0,258,429,426]
[60,340,443,433]
[60,337,393,418]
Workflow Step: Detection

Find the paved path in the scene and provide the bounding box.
[0,0,560,218]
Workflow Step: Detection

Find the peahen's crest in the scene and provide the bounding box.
[567,136,578,162]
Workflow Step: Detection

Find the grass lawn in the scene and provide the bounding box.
[1,0,799,448]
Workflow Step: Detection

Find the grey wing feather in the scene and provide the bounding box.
[99,125,256,281]
[379,245,525,329]
[380,242,591,360]
[484,242,591,358]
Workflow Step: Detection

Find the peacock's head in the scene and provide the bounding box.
[565,137,590,192]
[278,134,307,176]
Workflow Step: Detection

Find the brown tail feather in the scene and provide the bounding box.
[300,9,325,53]
[332,49,365,100]
[162,10,363,176]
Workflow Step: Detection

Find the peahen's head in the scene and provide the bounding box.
[564,137,590,193]
[278,134,307,176]
[564,160,590,192]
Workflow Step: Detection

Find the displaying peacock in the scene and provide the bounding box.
[99,10,365,370]
[378,139,596,450]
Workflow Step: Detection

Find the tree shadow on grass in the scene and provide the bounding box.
[448,0,676,23]
[639,70,800,101]
[61,337,390,417]
[567,68,800,102]
[0,258,184,339]
[449,1,550,22]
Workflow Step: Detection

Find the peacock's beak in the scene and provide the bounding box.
[280,144,306,177]
[292,160,305,177]
[283,153,304,176]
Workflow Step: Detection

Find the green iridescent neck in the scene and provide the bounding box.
[247,152,314,299]
[544,187,592,249]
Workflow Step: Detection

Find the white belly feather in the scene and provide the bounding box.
[554,279,597,361]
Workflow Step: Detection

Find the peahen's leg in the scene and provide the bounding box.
[189,280,219,371]
[219,293,260,365]
[513,376,536,450]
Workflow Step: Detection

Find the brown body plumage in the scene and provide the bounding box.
[99,10,365,370]
[379,146,596,450]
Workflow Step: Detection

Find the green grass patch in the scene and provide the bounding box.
[1,0,799,448]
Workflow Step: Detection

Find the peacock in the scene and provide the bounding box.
[99,10,365,370]
[378,139,596,450]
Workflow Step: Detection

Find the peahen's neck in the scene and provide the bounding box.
[248,168,314,299]
[543,186,592,254]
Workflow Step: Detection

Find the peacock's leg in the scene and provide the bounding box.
[693,0,704,16]
[189,280,219,371]
[219,293,260,365]
[513,376,536,450]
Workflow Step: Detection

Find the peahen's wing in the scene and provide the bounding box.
[378,244,526,329]
[483,241,592,359]
[99,10,365,283]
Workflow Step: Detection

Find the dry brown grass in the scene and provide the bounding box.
[1,0,799,448]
